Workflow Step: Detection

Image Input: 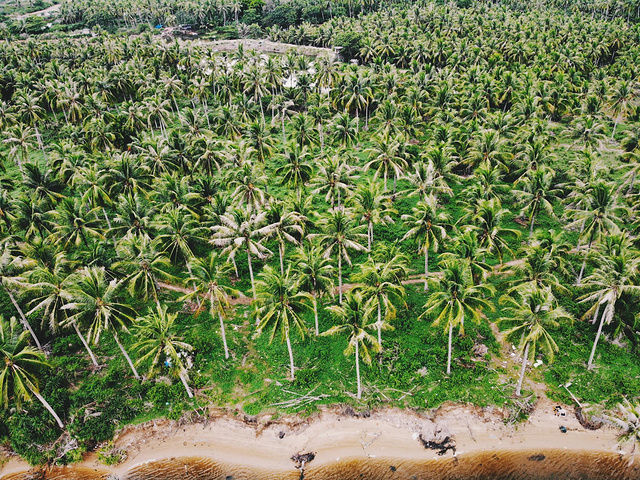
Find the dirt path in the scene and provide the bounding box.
[12,3,60,20]
[188,38,336,58]
[158,281,252,305]
[160,249,580,306]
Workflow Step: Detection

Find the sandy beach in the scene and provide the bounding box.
[1,398,635,479]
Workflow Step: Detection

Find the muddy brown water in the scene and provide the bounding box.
[3,450,639,480]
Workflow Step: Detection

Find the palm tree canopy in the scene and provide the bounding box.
[0,315,50,409]
[421,259,494,334]
[254,266,313,344]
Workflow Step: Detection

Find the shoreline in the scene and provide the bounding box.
[1,398,635,479]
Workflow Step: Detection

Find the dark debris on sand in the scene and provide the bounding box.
[418,434,456,455]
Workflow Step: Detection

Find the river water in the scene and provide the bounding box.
[3,450,640,480]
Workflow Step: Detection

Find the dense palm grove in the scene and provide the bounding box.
[0,0,640,465]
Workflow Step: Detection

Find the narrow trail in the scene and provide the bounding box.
[158,255,537,305]
[158,281,252,305]
[180,38,336,58]
[12,3,60,20]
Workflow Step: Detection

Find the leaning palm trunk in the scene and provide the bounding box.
[215,293,230,359]
[424,249,429,291]
[112,330,140,380]
[515,341,530,397]
[179,370,194,398]
[313,295,319,336]
[355,340,361,399]
[376,301,382,346]
[32,390,64,428]
[338,254,343,304]
[72,321,99,367]
[4,285,43,351]
[528,212,536,240]
[447,324,453,375]
[247,250,256,298]
[286,334,295,381]
[34,125,48,162]
[576,230,595,286]
[588,301,605,369]
[279,242,285,275]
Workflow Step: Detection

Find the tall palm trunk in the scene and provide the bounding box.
[515,341,530,397]
[588,301,606,369]
[279,242,285,275]
[377,301,382,345]
[355,340,361,399]
[112,330,140,380]
[286,333,295,381]
[34,125,48,162]
[338,254,343,304]
[32,390,64,428]
[528,212,536,240]
[424,249,429,291]
[313,294,319,336]
[446,323,453,375]
[72,321,98,367]
[216,293,230,359]
[576,230,595,286]
[4,285,42,351]
[628,171,636,196]
[247,249,256,298]
[179,370,194,398]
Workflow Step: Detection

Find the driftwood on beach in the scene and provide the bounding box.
[291,452,316,480]
[418,433,457,455]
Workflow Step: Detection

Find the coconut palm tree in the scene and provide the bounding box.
[133,305,194,397]
[421,259,494,375]
[0,244,42,350]
[0,316,64,428]
[211,207,276,299]
[112,234,173,310]
[578,253,640,369]
[352,182,395,251]
[512,166,562,240]
[323,290,379,399]
[353,257,406,346]
[23,251,99,367]
[311,155,360,209]
[266,201,305,275]
[311,208,367,303]
[364,132,407,192]
[606,399,640,451]
[293,242,334,336]
[499,287,571,396]
[503,244,570,296]
[469,198,520,262]
[61,267,140,379]
[401,195,451,291]
[567,182,626,285]
[254,266,313,381]
[152,208,207,276]
[275,146,314,203]
[183,252,239,359]
[440,231,492,285]
[52,198,105,248]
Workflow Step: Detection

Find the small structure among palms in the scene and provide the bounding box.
[0,316,64,428]
[133,305,194,398]
[323,291,380,399]
[499,287,571,397]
